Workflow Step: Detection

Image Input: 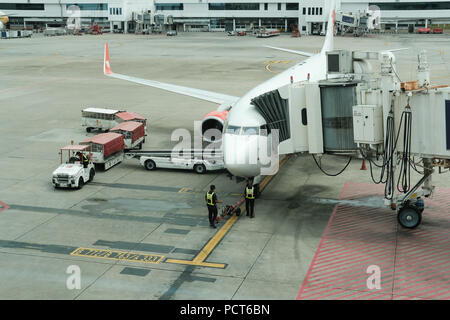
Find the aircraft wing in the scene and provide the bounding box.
[387,48,409,53]
[104,43,239,106]
[264,46,315,57]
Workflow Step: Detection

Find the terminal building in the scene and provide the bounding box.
[1,0,450,34]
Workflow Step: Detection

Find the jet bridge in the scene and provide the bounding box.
[281,49,449,228]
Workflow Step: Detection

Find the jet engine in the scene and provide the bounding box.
[201,110,229,142]
[0,13,8,30]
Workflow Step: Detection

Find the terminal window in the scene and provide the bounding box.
[209,3,260,10]
[155,3,184,10]
[110,8,122,15]
[66,4,108,11]
[286,3,299,10]
[0,3,44,10]
[369,2,450,10]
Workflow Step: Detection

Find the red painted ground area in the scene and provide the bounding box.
[297,183,450,300]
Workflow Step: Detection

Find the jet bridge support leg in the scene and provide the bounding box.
[396,159,434,229]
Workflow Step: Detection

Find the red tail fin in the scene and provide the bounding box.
[104,43,112,75]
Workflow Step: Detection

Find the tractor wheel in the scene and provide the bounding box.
[144,160,156,171]
[78,178,84,190]
[89,169,95,182]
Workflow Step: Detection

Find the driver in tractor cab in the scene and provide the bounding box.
[76,151,89,168]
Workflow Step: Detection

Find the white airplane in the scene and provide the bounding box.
[103,1,338,179]
[0,11,9,30]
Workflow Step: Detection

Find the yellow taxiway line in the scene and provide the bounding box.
[264,60,291,73]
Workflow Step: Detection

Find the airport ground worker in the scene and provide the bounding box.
[244,180,255,218]
[76,152,89,168]
[205,185,223,228]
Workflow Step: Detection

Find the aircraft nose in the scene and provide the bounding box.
[225,162,262,178]
[223,134,262,178]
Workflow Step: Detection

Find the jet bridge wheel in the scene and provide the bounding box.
[397,206,422,229]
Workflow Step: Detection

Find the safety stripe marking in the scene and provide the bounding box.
[178,187,193,193]
[297,183,450,300]
[264,60,291,74]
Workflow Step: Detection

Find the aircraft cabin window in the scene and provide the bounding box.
[243,127,259,135]
[226,125,241,134]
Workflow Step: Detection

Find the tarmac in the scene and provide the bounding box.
[0,31,449,300]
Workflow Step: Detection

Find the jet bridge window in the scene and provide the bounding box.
[301,108,308,126]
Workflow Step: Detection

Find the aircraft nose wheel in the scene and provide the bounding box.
[397,206,422,229]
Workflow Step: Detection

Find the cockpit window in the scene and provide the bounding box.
[226,125,241,134]
[242,127,259,135]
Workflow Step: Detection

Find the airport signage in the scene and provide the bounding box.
[70,247,164,264]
